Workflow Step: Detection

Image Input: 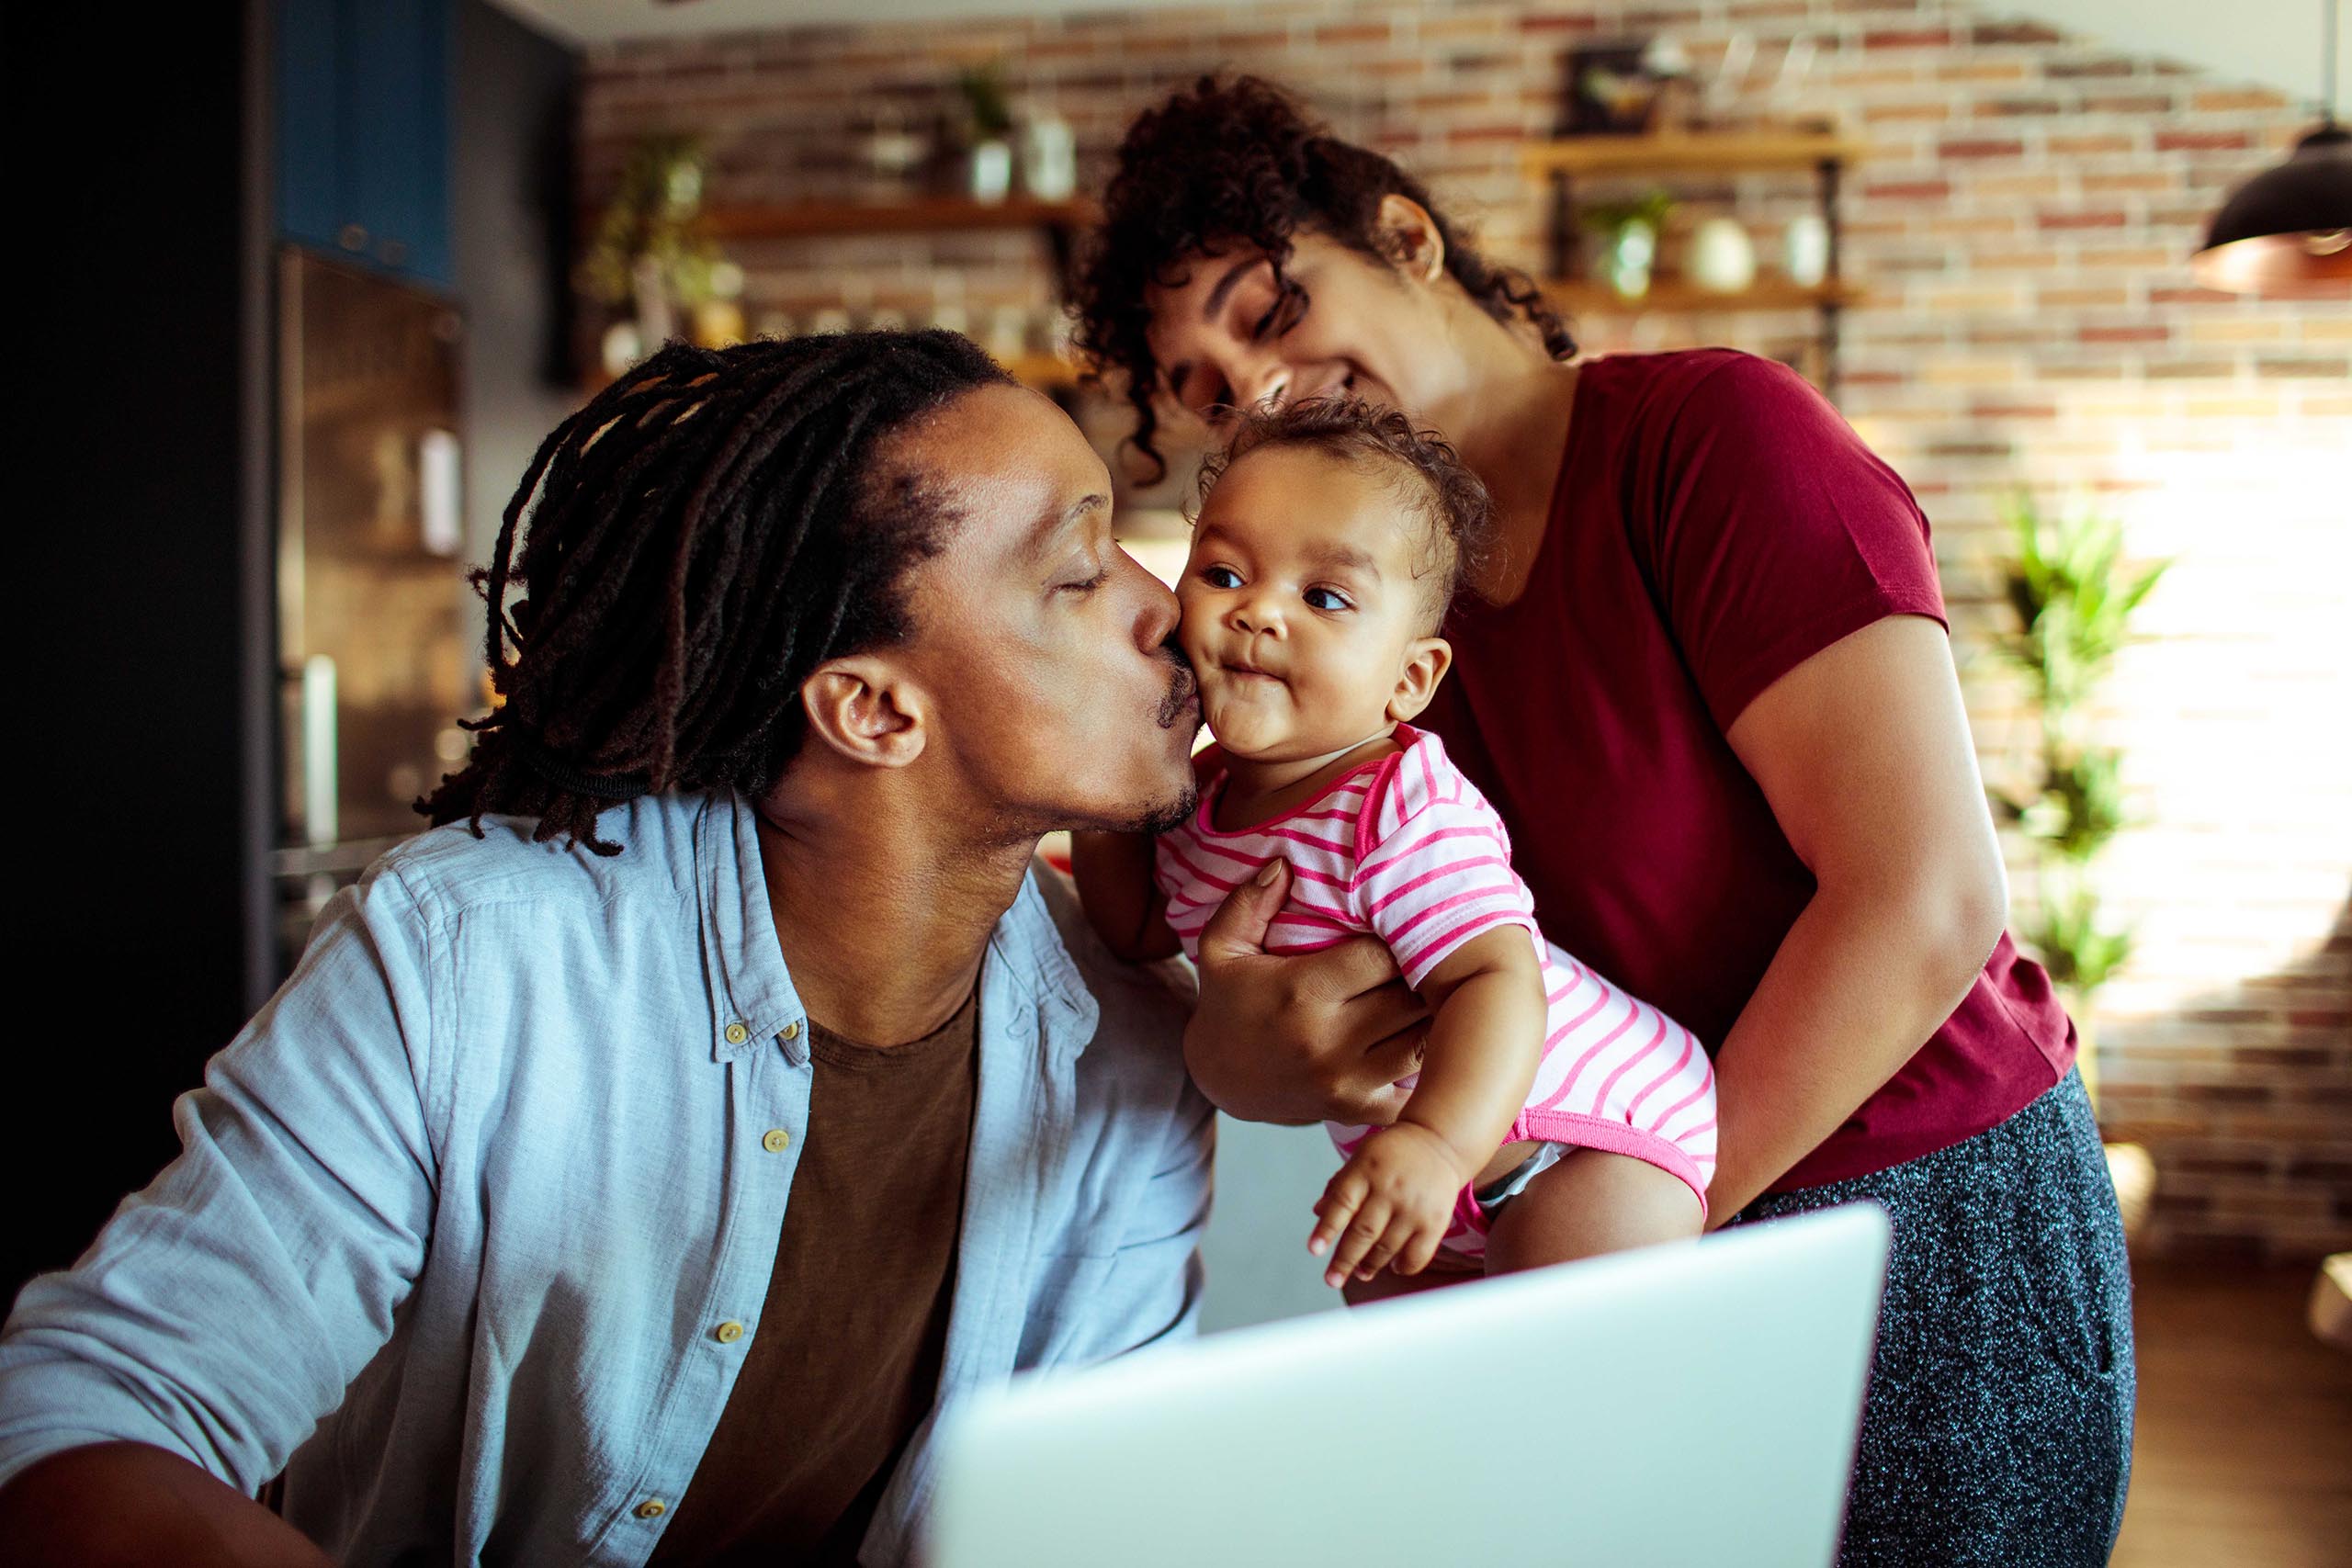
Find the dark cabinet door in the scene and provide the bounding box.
[275,0,450,288]
[275,0,345,255]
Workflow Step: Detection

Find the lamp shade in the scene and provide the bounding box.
[2191,122,2352,293]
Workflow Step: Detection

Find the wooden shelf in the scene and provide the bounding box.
[1522,130,1863,399]
[573,196,1093,394]
[1521,130,1866,177]
[698,195,1099,243]
[1544,277,1867,316]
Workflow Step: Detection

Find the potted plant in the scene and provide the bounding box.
[954,62,1016,204]
[580,134,731,372]
[1993,492,2171,1236]
[1577,188,1675,299]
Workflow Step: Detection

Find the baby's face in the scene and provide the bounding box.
[1177,445,1442,763]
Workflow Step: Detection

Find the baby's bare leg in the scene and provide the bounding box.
[1483,1149,1702,1271]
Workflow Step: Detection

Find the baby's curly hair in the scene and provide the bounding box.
[1194,397,1493,633]
[1073,74,1574,482]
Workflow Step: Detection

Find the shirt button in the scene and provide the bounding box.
[715,1320,746,1344]
[780,1021,802,1042]
[722,1021,749,1045]
[635,1498,667,1519]
[761,1129,791,1154]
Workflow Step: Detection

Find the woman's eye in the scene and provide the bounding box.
[1199,565,1242,590]
[1251,284,1306,342]
[1304,587,1351,613]
[1058,567,1110,596]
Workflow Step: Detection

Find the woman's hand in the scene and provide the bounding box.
[1182,859,1429,1127]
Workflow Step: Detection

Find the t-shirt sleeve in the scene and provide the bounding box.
[1635,353,1947,732]
[1352,751,1540,990]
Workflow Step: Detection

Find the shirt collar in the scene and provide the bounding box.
[694,789,1100,1066]
[696,789,809,1065]
[989,864,1101,1066]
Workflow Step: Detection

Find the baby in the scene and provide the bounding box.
[1078,399,1718,1290]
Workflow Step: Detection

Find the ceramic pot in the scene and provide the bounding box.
[1690,217,1758,292]
[1604,220,1657,299]
[967,140,1012,203]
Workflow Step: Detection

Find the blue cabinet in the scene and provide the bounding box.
[275,0,451,288]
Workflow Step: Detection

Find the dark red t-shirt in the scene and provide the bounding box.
[1419,348,2074,1191]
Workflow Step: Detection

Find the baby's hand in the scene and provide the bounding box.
[1309,1122,1469,1289]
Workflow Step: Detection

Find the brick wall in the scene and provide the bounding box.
[580,0,2352,1260]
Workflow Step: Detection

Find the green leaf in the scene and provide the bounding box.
[1992,488,2168,1006]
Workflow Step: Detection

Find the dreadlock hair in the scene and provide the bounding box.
[1193,396,1493,635]
[420,329,1013,856]
[1073,74,1575,483]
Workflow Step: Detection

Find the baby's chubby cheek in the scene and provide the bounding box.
[1171,599,1214,672]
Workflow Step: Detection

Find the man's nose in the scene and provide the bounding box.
[1134,560,1181,650]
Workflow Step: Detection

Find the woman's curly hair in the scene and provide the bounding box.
[1072,74,1574,482]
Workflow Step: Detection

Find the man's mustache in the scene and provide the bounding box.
[1155,641,1200,729]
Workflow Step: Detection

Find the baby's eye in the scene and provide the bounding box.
[1304,587,1352,613]
[1199,564,1243,590]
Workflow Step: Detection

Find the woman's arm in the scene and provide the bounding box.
[1704,615,2009,1223]
[1069,829,1181,962]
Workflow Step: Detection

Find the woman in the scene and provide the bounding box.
[1073,77,2132,1565]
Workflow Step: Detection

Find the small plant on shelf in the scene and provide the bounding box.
[1577,187,1676,299]
[581,134,736,367]
[951,61,1017,202]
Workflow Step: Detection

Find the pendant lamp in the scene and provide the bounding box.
[2190,0,2352,294]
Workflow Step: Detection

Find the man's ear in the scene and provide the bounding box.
[1387,636,1453,724]
[1375,193,1447,284]
[800,656,927,769]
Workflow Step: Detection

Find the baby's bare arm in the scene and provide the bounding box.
[1396,927,1549,1175]
[1070,829,1181,962]
[1306,929,1549,1284]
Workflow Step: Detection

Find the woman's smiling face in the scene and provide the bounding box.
[1176,443,1447,763]
[1142,214,1477,441]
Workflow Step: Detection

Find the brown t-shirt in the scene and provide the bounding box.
[646,989,980,1567]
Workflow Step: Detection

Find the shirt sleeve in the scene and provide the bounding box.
[1636,352,1948,733]
[1065,1083,1215,1367]
[0,863,442,1494]
[1352,751,1540,990]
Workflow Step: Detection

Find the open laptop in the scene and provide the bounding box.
[929,1202,1889,1567]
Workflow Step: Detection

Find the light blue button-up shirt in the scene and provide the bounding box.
[0,789,1212,1565]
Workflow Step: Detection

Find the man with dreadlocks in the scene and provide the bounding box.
[0,331,1214,1567]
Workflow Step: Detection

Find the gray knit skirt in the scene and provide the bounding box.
[1730,1069,2135,1566]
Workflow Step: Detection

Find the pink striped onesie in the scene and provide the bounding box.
[1155,726,1718,1263]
